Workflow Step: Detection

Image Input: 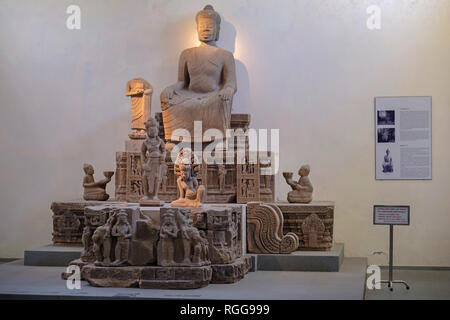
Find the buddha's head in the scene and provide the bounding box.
[386,148,390,155]
[145,117,159,138]
[298,165,310,177]
[83,163,94,175]
[196,5,221,43]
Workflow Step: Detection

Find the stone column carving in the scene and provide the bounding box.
[115,152,127,201]
[237,156,260,203]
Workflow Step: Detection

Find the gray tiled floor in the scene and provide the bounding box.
[0,258,366,300]
[1,258,448,299]
[365,269,450,300]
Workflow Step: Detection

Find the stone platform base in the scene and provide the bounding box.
[83,265,212,289]
[211,256,252,284]
[249,243,344,272]
[24,245,83,266]
[64,256,252,289]
[139,198,165,207]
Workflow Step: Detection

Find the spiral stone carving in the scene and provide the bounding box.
[280,233,299,254]
[247,202,299,254]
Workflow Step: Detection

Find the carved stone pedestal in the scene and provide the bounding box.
[192,205,243,264]
[51,200,125,245]
[277,201,335,251]
[115,113,276,204]
[69,256,252,286]
[246,201,334,252]
[61,203,251,289]
[82,265,212,289]
[211,256,252,284]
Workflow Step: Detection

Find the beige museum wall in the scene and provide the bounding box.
[0,0,449,266]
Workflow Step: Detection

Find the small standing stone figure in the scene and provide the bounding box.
[283,165,313,203]
[111,210,132,265]
[241,180,248,197]
[217,164,226,192]
[139,118,166,206]
[92,215,114,265]
[188,228,210,265]
[178,213,194,265]
[126,78,153,139]
[158,209,179,266]
[82,164,114,201]
[81,226,92,257]
[171,157,205,208]
[160,162,168,193]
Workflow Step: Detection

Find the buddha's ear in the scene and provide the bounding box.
[215,24,220,41]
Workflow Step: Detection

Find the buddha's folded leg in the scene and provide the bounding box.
[162,94,231,142]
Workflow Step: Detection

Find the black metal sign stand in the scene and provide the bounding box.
[377,225,410,291]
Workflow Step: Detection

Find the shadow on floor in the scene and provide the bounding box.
[365,269,450,300]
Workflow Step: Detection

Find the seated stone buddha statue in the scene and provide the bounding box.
[160,5,237,143]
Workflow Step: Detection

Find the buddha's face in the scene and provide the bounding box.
[197,17,216,42]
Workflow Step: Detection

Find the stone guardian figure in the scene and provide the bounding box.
[158,209,179,267]
[171,158,205,208]
[111,211,132,265]
[92,215,114,265]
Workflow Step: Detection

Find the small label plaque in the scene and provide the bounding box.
[373,205,410,225]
